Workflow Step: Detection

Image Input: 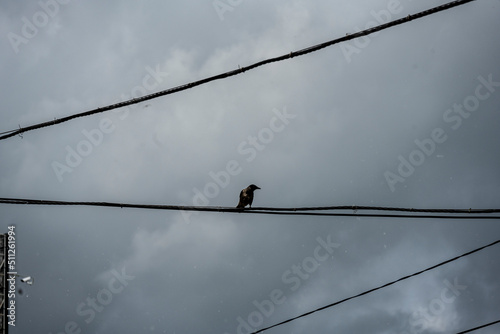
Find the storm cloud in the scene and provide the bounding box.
[1,0,499,333]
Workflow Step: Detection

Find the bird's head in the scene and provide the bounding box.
[249,184,261,191]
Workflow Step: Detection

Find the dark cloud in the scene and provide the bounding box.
[1,0,500,333]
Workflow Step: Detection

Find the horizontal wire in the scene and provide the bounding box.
[251,206,500,214]
[0,198,499,219]
[250,239,500,334]
[0,0,477,141]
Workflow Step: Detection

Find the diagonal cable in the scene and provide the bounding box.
[456,319,500,334]
[0,0,477,141]
[250,239,500,334]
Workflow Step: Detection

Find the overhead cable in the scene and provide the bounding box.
[0,0,477,141]
[456,319,500,334]
[0,197,499,219]
[249,239,500,334]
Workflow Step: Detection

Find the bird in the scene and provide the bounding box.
[236,184,261,208]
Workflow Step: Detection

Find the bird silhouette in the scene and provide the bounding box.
[236,184,261,208]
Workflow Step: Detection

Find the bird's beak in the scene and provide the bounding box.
[256,186,261,189]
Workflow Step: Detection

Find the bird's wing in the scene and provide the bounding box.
[236,189,246,208]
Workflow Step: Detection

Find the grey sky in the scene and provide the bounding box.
[1,0,499,333]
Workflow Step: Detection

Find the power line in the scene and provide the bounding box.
[456,319,500,333]
[249,239,500,334]
[251,205,500,214]
[0,129,17,135]
[0,0,477,141]
[0,197,499,219]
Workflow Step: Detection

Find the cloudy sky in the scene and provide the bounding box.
[1,0,500,333]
